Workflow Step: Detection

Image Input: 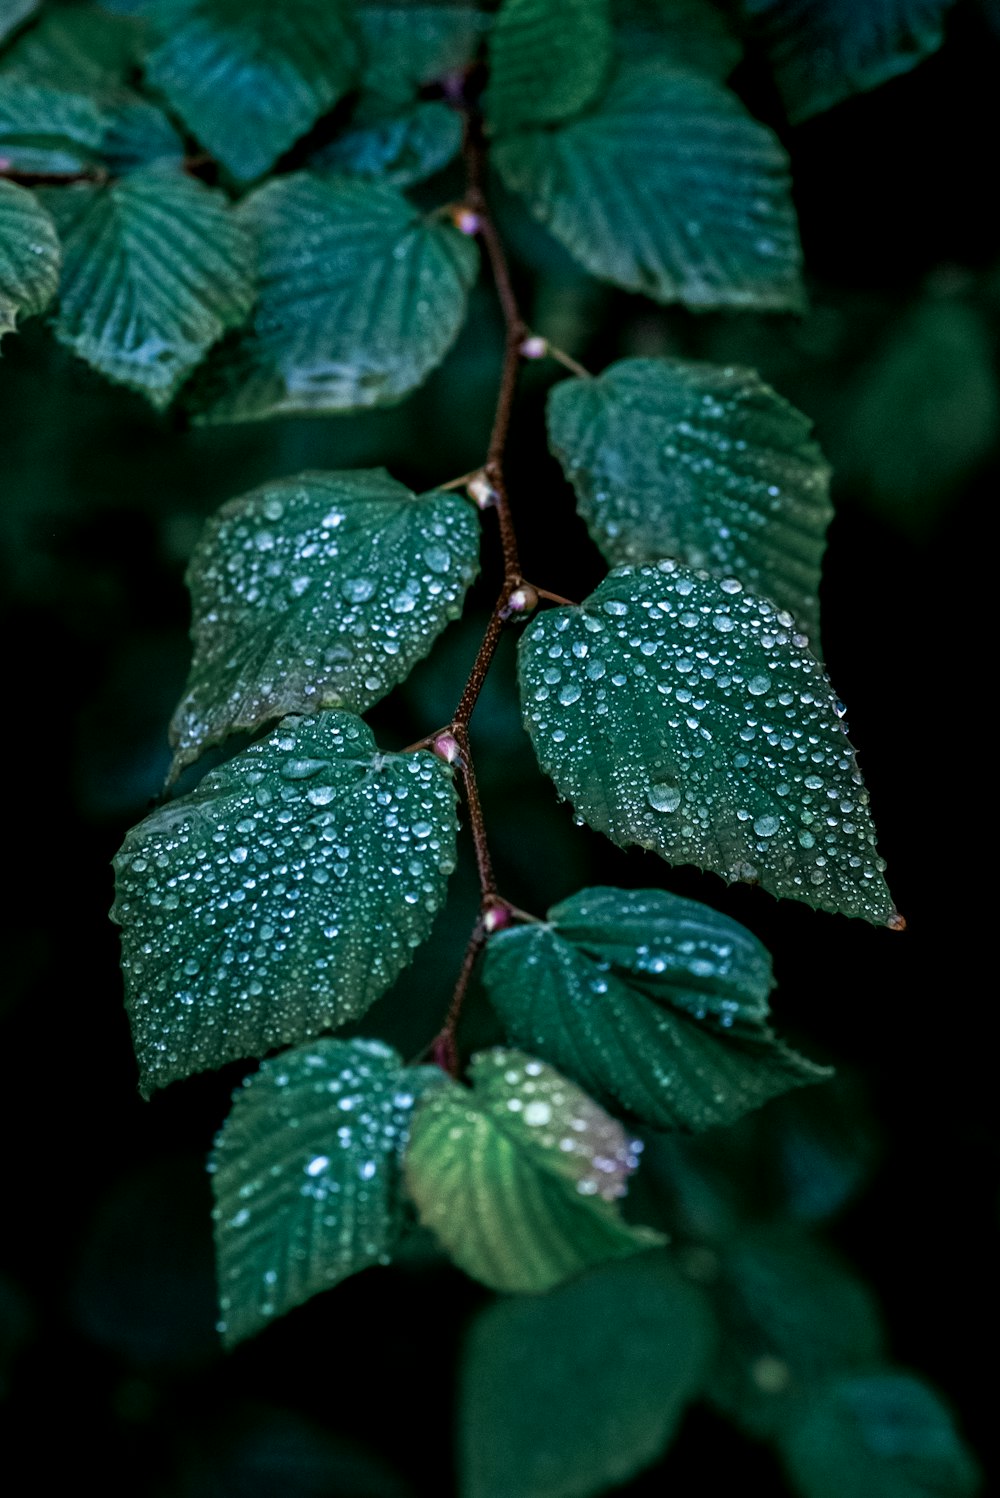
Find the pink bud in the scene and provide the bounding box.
[452,207,481,236]
[483,904,511,934]
[520,335,548,360]
[506,584,539,614]
[467,473,498,510]
[431,732,462,765]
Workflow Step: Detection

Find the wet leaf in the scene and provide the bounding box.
[744,0,956,122]
[145,0,358,181]
[518,561,897,925]
[404,1048,663,1293]
[781,1371,981,1498]
[482,887,827,1132]
[169,469,480,779]
[460,1251,715,1498]
[547,356,832,643]
[310,100,463,188]
[708,1224,885,1441]
[0,180,60,339]
[485,0,613,134]
[191,172,478,423]
[112,711,458,1094]
[48,168,253,408]
[212,1037,443,1346]
[494,62,803,311]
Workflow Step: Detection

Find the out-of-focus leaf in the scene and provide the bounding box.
[356,3,489,102]
[310,100,463,187]
[112,712,458,1093]
[0,80,104,173]
[461,1252,715,1498]
[0,180,60,338]
[613,0,741,76]
[518,562,898,925]
[0,0,38,46]
[0,6,141,89]
[485,0,613,133]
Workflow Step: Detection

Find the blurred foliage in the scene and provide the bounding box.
[1,1,997,1495]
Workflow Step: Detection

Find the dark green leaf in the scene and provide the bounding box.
[212,1037,443,1346]
[0,180,60,339]
[494,62,803,311]
[744,0,956,122]
[460,1252,715,1498]
[518,562,898,925]
[191,172,479,423]
[708,1225,885,1441]
[145,0,357,182]
[356,4,489,103]
[485,0,613,134]
[547,357,832,643]
[0,0,37,46]
[47,169,252,408]
[0,7,141,90]
[482,887,827,1133]
[112,711,458,1094]
[169,468,480,779]
[404,1048,664,1292]
[310,100,463,187]
[781,1371,981,1498]
[0,80,104,174]
[613,0,741,77]
[99,94,185,173]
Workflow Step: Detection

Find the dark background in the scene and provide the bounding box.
[1,8,996,1494]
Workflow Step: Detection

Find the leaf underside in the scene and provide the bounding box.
[518,562,897,925]
[170,468,480,779]
[112,711,458,1094]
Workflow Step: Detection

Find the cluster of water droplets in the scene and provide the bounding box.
[170,470,478,773]
[112,711,458,1091]
[210,1037,436,1344]
[548,357,832,639]
[519,561,895,924]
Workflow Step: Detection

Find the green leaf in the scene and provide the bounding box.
[169,468,481,779]
[0,80,105,174]
[744,0,956,123]
[212,1037,443,1346]
[0,7,141,90]
[309,100,463,188]
[0,0,37,46]
[99,95,185,173]
[707,1225,885,1441]
[518,561,898,925]
[781,1371,981,1498]
[145,0,358,182]
[547,357,833,644]
[356,4,490,103]
[612,0,741,78]
[494,62,803,312]
[48,168,253,408]
[485,0,613,134]
[482,887,827,1133]
[0,180,60,339]
[190,172,479,424]
[404,1048,664,1292]
[460,1252,715,1498]
[111,711,458,1094]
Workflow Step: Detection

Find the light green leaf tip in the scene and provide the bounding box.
[169,468,481,780]
[547,356,833,644]
[112,711,458,1094]
[212,1037,444,1346]
[483,887,828,1133]
[518,562,899,926]
[404,1047,664,1293]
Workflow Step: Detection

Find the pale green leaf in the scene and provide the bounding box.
[483,887,827,1133]
[112,711,458,1094]
[781,1371,981,1498]
[145,0,358,181]
[708,1225,885,1441]
[547,357,832,643]
[518,562,898,925]
[310,100,463,188]
[613,0,741,78]
[212,1037,443,1346]
[0,0,37,46]
[49,168,253,408]
[404,1048,663,1293]
[485,0,613,133]
[191,172,478,423]
[356,4,490,103]
[744,0,956,122]
[494,62,803,311]
[169,468,480,779]
[461,1252,715,1498]
[0,80,105,174]
[0,179,60,339]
